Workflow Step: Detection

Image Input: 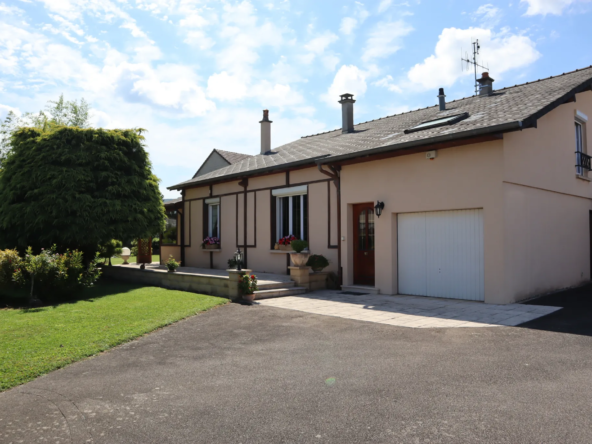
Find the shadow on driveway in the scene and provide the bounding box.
[522,283,592,336]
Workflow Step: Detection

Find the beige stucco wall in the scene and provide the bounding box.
[503,182,590,301]
[500,90,592,301]
[179,167,338,275]
[341,140,506,303]
[160,245,181,264]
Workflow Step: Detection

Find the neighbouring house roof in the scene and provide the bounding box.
[164,198,182,210]
[192,149,254,179]
[170,66,592,190]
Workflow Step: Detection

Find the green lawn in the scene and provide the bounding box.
[0,280,227,391]
[109,254,160,265]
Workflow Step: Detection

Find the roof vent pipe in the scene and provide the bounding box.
[338,93,355,133]
[477,72,495,96]
[259,109,272,154]
[437,88,446,111]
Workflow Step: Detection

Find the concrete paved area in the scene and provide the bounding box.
[1,286,592,443]
[257,290,561,328]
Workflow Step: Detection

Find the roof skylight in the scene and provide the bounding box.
[404,112,469,134]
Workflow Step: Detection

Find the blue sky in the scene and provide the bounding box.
[1,0,591,198]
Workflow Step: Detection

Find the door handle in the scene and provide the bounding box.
[364,252,368,256]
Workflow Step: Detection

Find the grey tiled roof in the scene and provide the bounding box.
[215,149,253,164]
[170,66,592,190]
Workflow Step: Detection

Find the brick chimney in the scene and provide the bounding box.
[259,109,272,154]
[338,93,355,133]
[477,72,494,96]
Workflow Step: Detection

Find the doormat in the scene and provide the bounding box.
[340,291,369,296]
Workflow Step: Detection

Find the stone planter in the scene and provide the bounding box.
[290,253,310,267]
[167,269,176,273]
[278,244,293,251]
[203,244,220,250]
[242,293,255,304]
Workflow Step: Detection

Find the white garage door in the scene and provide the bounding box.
[398,209,484,301]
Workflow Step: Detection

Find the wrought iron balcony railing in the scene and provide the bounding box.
[576,151,592,171]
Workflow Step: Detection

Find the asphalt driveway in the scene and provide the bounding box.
[1,286,592,444]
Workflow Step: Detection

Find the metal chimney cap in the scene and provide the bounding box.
[338,93,355,103]
[438,88,445,97]
[259,109,272,123]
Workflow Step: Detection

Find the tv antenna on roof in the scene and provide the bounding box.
[461,39,489,95]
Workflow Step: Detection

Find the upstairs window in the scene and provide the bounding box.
[575,110,588,177]
[272,185,308,242]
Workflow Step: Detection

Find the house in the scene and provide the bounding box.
[161,149,252,260]
[193,149,253,178]
[166,66,592,304]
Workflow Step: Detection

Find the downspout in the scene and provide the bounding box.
[318,164,342,287]
[239,178,249,268]
[180,190,186,266]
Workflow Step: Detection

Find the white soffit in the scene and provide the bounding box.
[271,185,307,197]
[205,197,220,204]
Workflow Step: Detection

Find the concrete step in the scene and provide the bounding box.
[340,285,380,295]
[254,287,307,299]
[257,280,296,290]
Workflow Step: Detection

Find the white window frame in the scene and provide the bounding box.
[272,186,307,240]
[205,197,220,238]
[575,111,588,177]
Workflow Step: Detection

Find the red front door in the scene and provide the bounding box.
[353,203,375,286]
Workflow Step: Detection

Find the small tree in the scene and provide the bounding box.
[0,127,166,256]
[98,239,123,266]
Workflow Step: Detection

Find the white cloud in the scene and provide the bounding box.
[362,20,414,62]
[378,0,393,13]
[340,17,358,35]
[373,75,402,93]
[324,65,367,106]
[406,27,541,91]
[33,0,152,41]
[207,72,249,100]
[304,32,339,55]
[472,4,502,27]
[520,0,588,15]
[340,2,369,35]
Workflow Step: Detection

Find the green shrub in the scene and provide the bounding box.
[11,246,101,304]
[290,240,308,253]
[98,239,123,266]
[306,254,329,272]
[0,249,21,287]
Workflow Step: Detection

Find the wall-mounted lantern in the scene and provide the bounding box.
[235,248,243,271]
[374,201,385,218]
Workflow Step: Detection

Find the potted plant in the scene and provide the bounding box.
[290,240,309,267]
[201,236,220,250]
[278,235,297,251]
[306,254,329,272]
[239,273,258,304]
[165,255,180,272]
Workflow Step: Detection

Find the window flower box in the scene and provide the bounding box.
[202,236,220,249]
[278,244,293,251]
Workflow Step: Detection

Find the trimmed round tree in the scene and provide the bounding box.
[0,126,166,257]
